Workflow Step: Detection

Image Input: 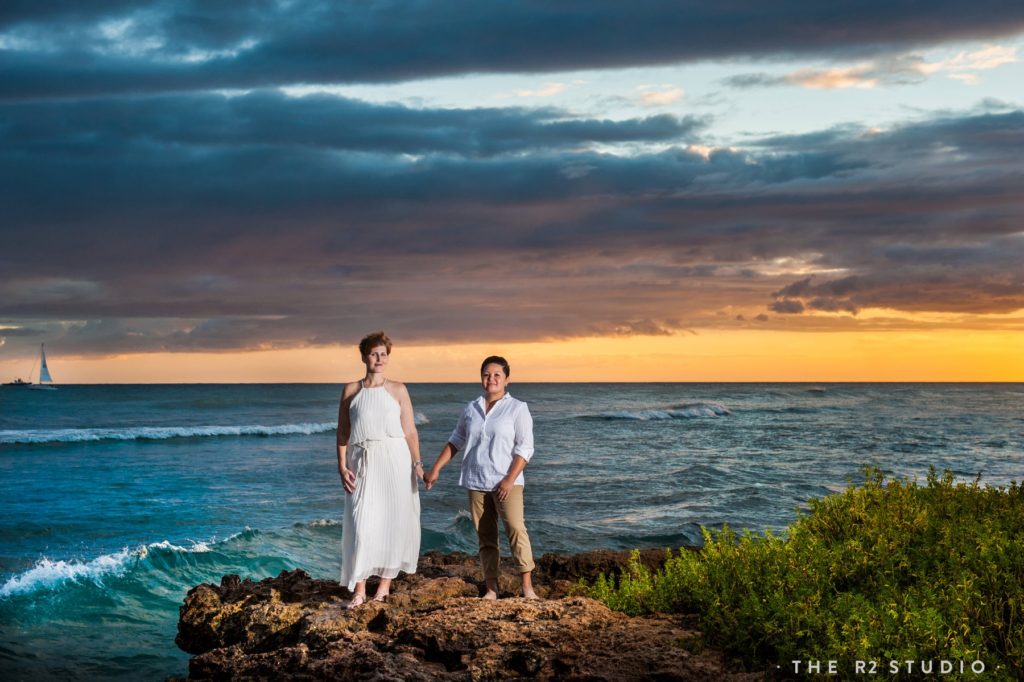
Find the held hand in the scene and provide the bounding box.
[414,462,425,484]
[495,476,514,501]
[423,467,439,491]
[340,468,356,494]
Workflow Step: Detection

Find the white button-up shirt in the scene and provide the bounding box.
[448,393,535,491]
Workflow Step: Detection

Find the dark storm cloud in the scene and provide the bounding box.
[775,277,861,298]
[0,90,704,158]
[754,110,1024,158]
[769,234,1024,316]
[770,299,805,314]
[3,1,1024,98]
[0,93,849,252]
[2,94,1024,354]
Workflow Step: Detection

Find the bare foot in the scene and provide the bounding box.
[520,572,537,600]
[346,593,366,610]
[482,589,498,600]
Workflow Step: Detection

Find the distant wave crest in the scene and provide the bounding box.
[578,401,731,420]
[2,413,428,445]
[0,422,337,444]
[304,518,341,528]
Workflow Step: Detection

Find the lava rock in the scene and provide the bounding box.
[175,550,761,681]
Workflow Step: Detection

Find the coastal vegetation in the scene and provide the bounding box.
[584,469,1023,679]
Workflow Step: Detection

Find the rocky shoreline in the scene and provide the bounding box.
[174,549,764,680]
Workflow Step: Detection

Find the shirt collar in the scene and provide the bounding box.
[475,392,511,411]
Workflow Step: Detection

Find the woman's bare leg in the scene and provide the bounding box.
[346,580,367,609]
[372,577,392,601]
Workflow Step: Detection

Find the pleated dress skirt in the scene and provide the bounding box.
[340,436,421,590]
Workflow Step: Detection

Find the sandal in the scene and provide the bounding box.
[346,593,366,610]
[372,593,389,603]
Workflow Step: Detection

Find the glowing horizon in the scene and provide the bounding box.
[3,329,1021,384]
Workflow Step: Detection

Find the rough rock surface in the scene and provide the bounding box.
[175,550,763,681]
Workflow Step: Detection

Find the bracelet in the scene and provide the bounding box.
[413,461,423,467]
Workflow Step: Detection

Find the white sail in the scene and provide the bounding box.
[39,345,53,384]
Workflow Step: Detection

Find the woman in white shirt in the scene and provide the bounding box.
[424,356,538,599]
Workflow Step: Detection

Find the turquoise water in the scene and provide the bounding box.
[1,383,1022,679]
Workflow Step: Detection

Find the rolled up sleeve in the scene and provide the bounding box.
[512,404,535,461]
[448,408,469,450]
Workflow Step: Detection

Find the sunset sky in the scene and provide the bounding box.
[2,1,1023,382]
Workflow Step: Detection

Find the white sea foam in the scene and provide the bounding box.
[145,539,213,553]
[583,401,731,420]
[0,539,217,598]
[307,518,341,527]
[0,548,136,598]
[0,422,337,445]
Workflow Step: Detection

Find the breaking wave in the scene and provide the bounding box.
[0,539,215,598]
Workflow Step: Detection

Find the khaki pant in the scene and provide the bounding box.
[467,487,535,579]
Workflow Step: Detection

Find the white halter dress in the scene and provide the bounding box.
[340,385,421,589]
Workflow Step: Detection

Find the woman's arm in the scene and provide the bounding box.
[494,455,529,501]
[337,382,358,493]
[426,405,470,490]
[425,442,458,490]
[394,382,424,482]
[495,403,535,501]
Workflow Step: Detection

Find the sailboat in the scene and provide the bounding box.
[28,344,58,391]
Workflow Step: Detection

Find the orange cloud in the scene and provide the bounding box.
[513,82,567,97]
[787,65,878,89]
[918,44,1018,78]
[637,84,684,106]
[783,44,1018,90]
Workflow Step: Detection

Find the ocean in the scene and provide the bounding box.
[1,383,1021,680]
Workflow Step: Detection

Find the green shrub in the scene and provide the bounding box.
[582,468,1023,679]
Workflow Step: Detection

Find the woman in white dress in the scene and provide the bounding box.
[337,331,423,607]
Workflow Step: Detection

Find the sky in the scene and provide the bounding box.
[1,1,1023,383]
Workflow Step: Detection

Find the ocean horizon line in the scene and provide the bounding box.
[3,380,1023,386]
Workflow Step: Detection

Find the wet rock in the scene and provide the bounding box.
[176,550,761,681]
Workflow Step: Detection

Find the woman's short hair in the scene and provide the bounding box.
[359,331,393,357]
[480,355,510,377]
